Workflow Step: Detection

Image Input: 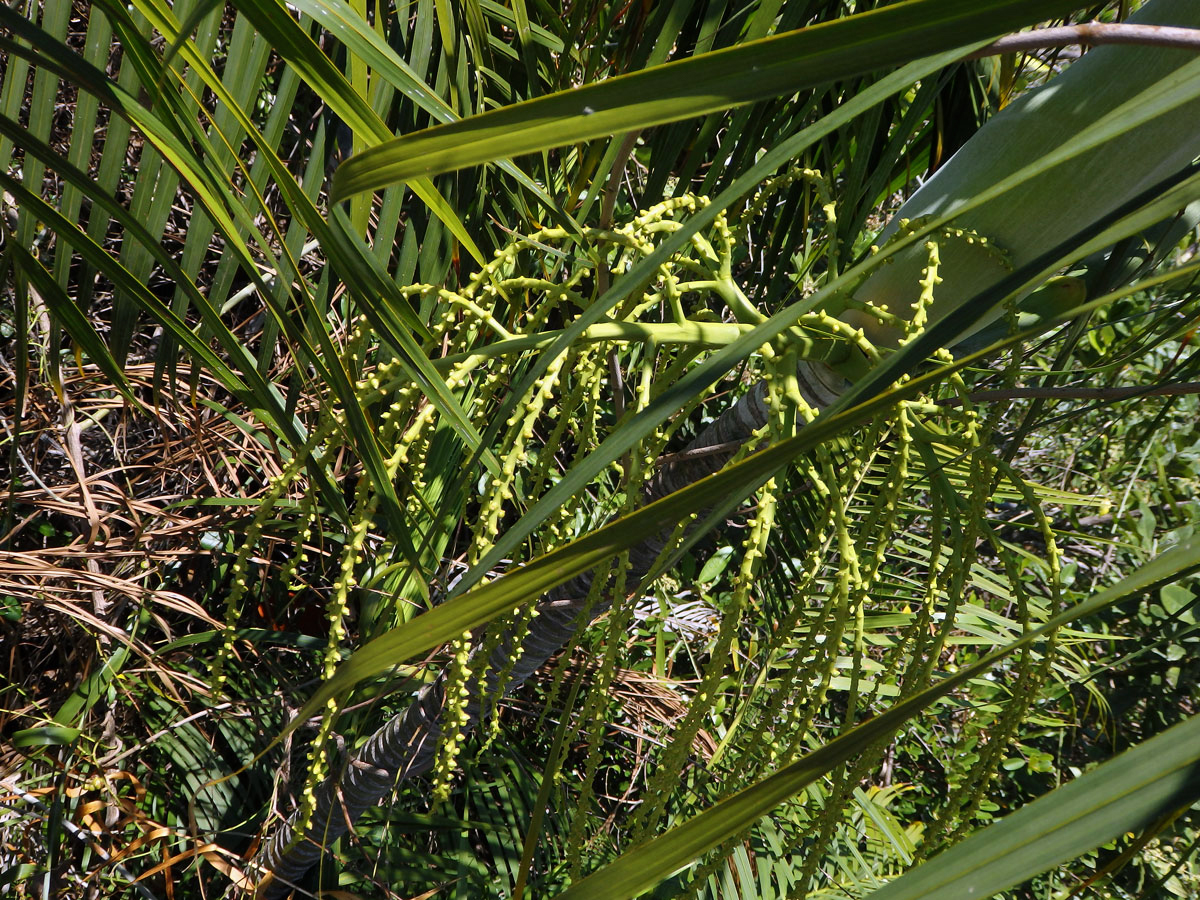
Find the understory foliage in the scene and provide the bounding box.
[2,1,1200,899]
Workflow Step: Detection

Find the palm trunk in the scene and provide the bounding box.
[255,360,845,895]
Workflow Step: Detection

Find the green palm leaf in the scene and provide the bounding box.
[331,0,1089,199]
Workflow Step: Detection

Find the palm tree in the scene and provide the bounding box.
[3,1,1200,897]
[254,1,1200,892]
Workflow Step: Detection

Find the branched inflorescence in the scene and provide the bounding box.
[250,187,1065,897]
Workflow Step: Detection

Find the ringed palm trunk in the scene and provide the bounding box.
[257,0,1200,891]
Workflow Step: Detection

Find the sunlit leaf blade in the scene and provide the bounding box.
[280,0,575,226]
[190,0,486,264]
[11,726,82,748]
[331,0,1089,199]
[865,713,1200,900]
